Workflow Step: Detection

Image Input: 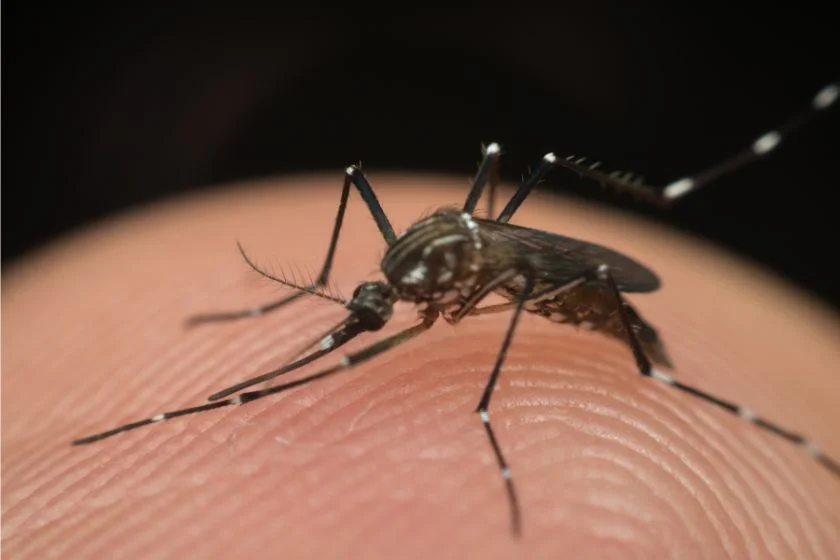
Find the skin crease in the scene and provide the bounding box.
[3,174,840,560]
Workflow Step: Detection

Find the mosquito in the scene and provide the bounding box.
[72,81,840,538]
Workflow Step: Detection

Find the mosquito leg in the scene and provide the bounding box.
[460,267,602,537]
[469,268,536,538]
[495,152,558,224]
[464,266,603,410]
[462,142,502,218]
[486,83,838,222]
[464,302,517,316]
[72,315,436,446]
[185,166,398,326]
[73,317,366,444]
[450,266,591,325]
[445,269,519,323]
[235,313,436,402]
[553,82,839,206]
[596,264,840,478]
[487,161,498,222]
[459,279,594,319]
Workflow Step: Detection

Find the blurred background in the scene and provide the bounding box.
[5,3,838,309]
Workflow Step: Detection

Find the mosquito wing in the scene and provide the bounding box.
[475,218,661,293]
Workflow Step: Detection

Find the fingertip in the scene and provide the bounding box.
[4,173,839,559]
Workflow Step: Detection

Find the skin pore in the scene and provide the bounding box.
[3,174,840,559]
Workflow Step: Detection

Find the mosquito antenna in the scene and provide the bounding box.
[236,241,346,305]
[186,166,399,326]
[184,243,349,326]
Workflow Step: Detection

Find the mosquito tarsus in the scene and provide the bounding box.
[72,82,840,538]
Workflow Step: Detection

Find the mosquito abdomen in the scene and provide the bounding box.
[520,284,674,368]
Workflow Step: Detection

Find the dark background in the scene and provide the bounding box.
[5,4,839,309]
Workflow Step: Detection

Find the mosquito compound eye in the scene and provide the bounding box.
[352,306,387,330]
[348,282,395,330]
[351,283,366,299]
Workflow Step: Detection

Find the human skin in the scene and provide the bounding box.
[3,174,840,560]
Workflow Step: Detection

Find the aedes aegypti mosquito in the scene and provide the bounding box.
[73,82,840,538]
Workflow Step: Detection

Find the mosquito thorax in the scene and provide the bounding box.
[381,209,483,306]
[345,281,397,330]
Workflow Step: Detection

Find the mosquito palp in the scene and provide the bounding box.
[73,80,839,538]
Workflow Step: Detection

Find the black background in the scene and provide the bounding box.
[5,3,839,309]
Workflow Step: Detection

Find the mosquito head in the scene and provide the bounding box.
[345,281,398,331]
[382,209,483,306]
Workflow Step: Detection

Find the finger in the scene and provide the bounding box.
[3,174,839,560]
